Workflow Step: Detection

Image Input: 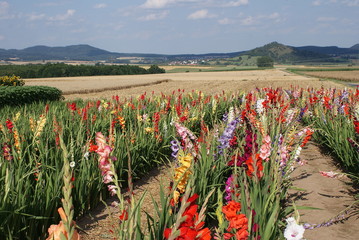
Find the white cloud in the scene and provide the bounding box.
[0,35,4,40]
[313,0,359,6]
[224,0,249,7]
[141,0,174,8]
[0,1,9,15]
[268,12,279,19]
[141,0,201,8]
[317,16,337,22]
[218,17,232,24]
[312,0,321,6]
[240,16,255,25]
[94,3,107,9]
[342,0,359,6]
[240,13,281,26]
[188,9,215,20]
[49,9,75,21]
[28,13,46,21]
[138,10,169,21]
[0,1,13,19]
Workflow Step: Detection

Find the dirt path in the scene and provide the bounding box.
[290,142,358,240]
[77,165,173,239]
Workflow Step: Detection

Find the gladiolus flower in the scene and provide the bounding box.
[119,210,128,221]
[259,135,271,161]
[108,185,117,196]
[284,217,305,240]
[164,193,211,240]
[46,208,80,240]
[222,200,249,240]
[222,201,241,220]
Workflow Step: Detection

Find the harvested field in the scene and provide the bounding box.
[302,70,359,82]
[24,69,348,100]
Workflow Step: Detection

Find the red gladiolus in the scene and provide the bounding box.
[2,143,13,161]
[119,210,128,221]
[300,129,314,148]
[164,193,211,240]
[222,200,241,220]
[354,118,359,135]
[229,136,238,147]
[180,116,188,122]
[153,112,160,133]
[89,142,98,152]
[222,200,249,240]
[6,119,13,133]
[67,102,77,112]
[245,154,263,179]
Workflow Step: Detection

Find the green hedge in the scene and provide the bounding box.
[0,86,63,106]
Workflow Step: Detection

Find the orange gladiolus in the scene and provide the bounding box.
[222,201,249,240]
[222,200,241,220]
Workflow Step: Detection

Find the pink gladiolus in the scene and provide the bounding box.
[95,132,107,149]
[108,185,117,196]
[259,135,271,161]
[103,171,114,184]
[95,132,116,187]
[279,145,289,167]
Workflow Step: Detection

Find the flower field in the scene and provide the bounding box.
[0,87,358,240]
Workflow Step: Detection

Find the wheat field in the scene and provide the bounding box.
[24,68,347,100]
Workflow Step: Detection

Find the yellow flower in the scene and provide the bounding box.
[14,112,20,122]
[101,100,109,109]
[173,151,193,194]
[35,115,47,138]
[118,116,126,130]
[13,129,21,153]
[178,152,192,168]
[173,190,180,203]
[144,127,154,133]
[29,118,35,132]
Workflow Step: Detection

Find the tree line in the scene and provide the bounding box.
[0,63,165,78]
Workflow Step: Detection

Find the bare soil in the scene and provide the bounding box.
[290,143,358,240]
[77,165,173,239]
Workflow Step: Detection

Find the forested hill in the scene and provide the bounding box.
[243,42,359,64]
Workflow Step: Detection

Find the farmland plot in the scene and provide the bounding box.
[24,69,347,100]
[302,70,359,82]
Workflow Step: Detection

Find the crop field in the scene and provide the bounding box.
[1,69,358,240]
[301,70,359,82]
[25,69,347,100]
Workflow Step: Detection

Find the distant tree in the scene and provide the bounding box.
[257,56,274,68]
[147,65,165,74]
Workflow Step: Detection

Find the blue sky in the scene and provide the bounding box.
[0,0,358,54]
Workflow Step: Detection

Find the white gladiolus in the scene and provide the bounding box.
[256,99,265,114]
[284,217,305,240]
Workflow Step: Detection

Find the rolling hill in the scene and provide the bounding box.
[0,42,358,64]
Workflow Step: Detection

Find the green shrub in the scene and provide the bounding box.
[0,86,63,106]
[0,75,25,86]
[257,56,274,67]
